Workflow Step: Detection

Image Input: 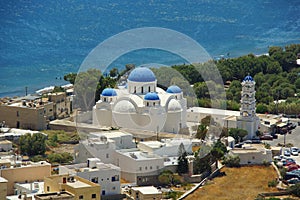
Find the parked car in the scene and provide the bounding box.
[260,135,273,140]
[284,150,291,157]
[286,164,300,172]
[244,140,252,144]
[287,178,300,184]
[291,148,299,156]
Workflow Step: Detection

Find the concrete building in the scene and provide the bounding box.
[137,138,202,157]
[74,131,136,164]
[115,149,164,185]
[44,175,100,200]
[186,107,240,125]
[0,177,8,200]
[92,67,187,134]
[0,161,51,195]
[48,92,72,119]
[0,140,13,152]
[13,181,44,197]
[230,144,272,165]
[0,97,53,130]
[128,186,162,200]
[35,191,75,200]
[236,75,260,139]
[59,158,122,200]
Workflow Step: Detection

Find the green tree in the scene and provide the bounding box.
[256,103,268,114]
[73,69,116,111]
[19,133,47,156]
[52,86,65,93]
[196,124,207,140]
[48,152,73,164]
[229,128,248,143]
[158,170,182,186]
[109,68,119,77]
[177,143,188,174]
[64,73,77,84]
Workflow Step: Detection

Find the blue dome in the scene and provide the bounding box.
[166,85,182,93]
[128,67,156,82]
[144,92,160,101]
[243,75,253,82]
[101,88,117,96]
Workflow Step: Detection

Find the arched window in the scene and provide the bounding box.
[148,86,151,92]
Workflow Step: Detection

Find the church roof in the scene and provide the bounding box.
[101,88,117,96]
[243,75,254,82]
[128,67,156,82]
[166,85,182,93]
[144,92,160,101]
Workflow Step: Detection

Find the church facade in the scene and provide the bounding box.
[92,67,187,133]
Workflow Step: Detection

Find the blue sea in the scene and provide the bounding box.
[0,0,299,97]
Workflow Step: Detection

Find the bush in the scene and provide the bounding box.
[222,154,240,167]
[268,179,278,187]
[47,152,73,164]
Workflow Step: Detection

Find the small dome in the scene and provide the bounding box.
[144,92,160,101]
[101,88,117,96]
[168,99,182,111]
[243,75,253,82]
[114,100,136,113]
[128,67,156,82]
[166,85,182,93]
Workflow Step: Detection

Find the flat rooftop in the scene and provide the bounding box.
[66,180,91,188]
[132,186,162,195]
[35,191,74,199]
[187,107,240,116]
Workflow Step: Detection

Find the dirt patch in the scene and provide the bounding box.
[185,165,279,200]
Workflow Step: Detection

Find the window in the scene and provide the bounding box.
[91,177,98,183]
[139,167,142,171]
[102,190,106,195]
[149,86,151,92]
[112,175,119,182]
[92,194,96,198]
[106,153,109,158]
[79,195,83,199]
[47,186,50,192]
[145,166,147,170]
[150,166,152,170]
[112,186,116,190]
[17,111,19,117]
[104,97,107,102]
[141,87,144,93]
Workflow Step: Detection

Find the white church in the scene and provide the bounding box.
[92,67,187,133]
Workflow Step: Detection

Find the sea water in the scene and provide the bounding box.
[0,0,299,97]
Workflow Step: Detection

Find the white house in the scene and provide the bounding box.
[59,158,122,199]
[92,67,187,134]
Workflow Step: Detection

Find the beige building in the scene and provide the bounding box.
[0,98,53,130]
[48,92,72,119]
[0,161,51,195]
[128,186,162,200]
[0,140,13,152]
[44,175,101,200]
[35,191,75,200]
[0,177,8,200]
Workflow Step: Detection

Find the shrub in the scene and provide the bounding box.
[268,179,278,187]
[222,154,240,167]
